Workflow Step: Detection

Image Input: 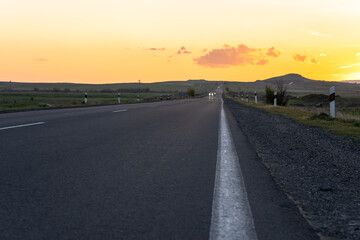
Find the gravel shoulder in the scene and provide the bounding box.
[224,98,360,240]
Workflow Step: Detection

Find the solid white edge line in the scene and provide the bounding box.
[112,109,128,113]
[0,122,45,131]
[209,98,257,240]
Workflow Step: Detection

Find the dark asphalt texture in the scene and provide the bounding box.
[0,97,318,239]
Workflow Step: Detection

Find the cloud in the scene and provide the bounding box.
[310,58,319,64]
[34,58,48,61]
[293,54,307,62]
[266,47,281,57]
[320,50,327,56]
[308,30,332,38]
[339,66,352,69]
[176,46,191,54]
[357,53,360,58]
[193,44,280,68]
[146,48,165,51]
[202,49,207,52]
[293,53,321,64]
[256,59,269,65]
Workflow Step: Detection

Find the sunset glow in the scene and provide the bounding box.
[1,0,360,83]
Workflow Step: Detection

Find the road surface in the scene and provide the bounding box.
[0,94,318,239]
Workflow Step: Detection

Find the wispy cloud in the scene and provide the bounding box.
[266,47,281,57]
[320,50,327,56]
[34,58,48,61]
[308,30,333,38]
[356,53,360,58]
[293,54,319,64]
[310,57,319,64]
[168,46,192,62]
[193,44,280,68]
[177,46,191,54]
[146,48,166,51]
[293,54,307,62]
[339,62,360,68]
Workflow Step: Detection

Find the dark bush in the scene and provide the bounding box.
[187,88,195,97]
[265,85,274,104]
[276,79,289,106]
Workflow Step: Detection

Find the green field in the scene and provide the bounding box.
[0,80,219,93]
[0,80,219,111]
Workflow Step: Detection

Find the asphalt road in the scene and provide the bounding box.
[0,94,318,239]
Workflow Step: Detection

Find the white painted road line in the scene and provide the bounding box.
[113,109,128,113]
[0,122,45,131]
[209,99,257,240]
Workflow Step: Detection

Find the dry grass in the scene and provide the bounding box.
[232,98,360,140]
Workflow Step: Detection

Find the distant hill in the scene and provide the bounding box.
[256,73,316,84]
[342,80,360,84]
[159,79,209,84]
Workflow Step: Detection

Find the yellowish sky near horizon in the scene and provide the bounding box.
[1,0,360,83]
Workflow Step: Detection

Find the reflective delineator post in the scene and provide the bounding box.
[118,93,121,104]
[274,91,277,107]
[241,95,244,101]
[137,95,139,102]
[330,86,335,118]
[85,92,88,104]
[246,94,249,102]
[254,91,258,104]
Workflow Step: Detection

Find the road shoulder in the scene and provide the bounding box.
[223,103,319,240]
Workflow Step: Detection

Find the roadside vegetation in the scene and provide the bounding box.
[232,99,360,140]
[0,80,218,111]
[223,75,360,139]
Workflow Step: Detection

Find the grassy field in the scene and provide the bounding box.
[230,99,360,141]
[0,80,219,111]
[0,80,219,93]
[223,76,360,98]
[0,92,167,111]
[339,109,360,117]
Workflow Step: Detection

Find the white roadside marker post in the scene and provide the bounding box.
[241,95,244,101]
[254,91,258,104]
[209,92,211,101]
[84,92,88,104]
[274,91,277,107]
[137,94,139,103]
[246,94,249,102]
[330,86,335,118]
[118,93,121,104]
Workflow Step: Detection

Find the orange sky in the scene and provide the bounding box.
[1,0,360,83]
